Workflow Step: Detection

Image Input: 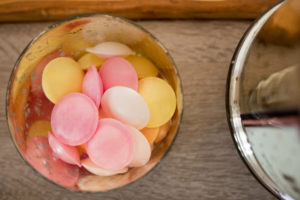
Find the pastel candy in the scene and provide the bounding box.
[26,120,51,142]
[31,50,63,97]
[140,127,159,147]
[99,57,138,91]
[42,57,84,103]
[25,136,79,187]
[155,120,172,143]
[77,144,87,154]
[51,93,98,146]
[48,133,81,166]
[138,77,176,128]
[86,119,134,171]
[86,41,134,58]
[82,158,128,176]
[99,107,109,119]
[101,86,150,130]
[125,55,158,79]
[78,53,105,70]
[82,65,103,108]
[127,126,151,167]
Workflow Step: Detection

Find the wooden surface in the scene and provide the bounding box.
[0,0,279,22]
[0,20,276,199]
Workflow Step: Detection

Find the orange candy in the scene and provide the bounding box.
[155,120,172,143]
[140,127,159,148]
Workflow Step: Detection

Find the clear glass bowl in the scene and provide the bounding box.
[6,14,183,192]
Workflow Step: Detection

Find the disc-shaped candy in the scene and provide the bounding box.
[48,133,81,166]
[86,119,134,171]
[125,55,158,79]
[82,65,103,108]
[138,77,176,128]
[82,158,128,176]
[42,57,84,103]
[127,126,151,167]
[25,136,79,187]
[101,86,150,130]
[140,127,159,147]
[26,120,51,142]
[31,50,63,97]
[86,41,133,58]
[51,93,98,146]
[78,53,105,70]
[99,57,138,91]
[155,120,171,143]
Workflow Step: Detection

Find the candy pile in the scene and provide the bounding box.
[25,41,176,188]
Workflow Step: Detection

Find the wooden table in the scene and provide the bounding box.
[0,20,276,199]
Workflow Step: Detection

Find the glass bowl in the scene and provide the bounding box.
[227,0,300,199]
[6,14,183,192]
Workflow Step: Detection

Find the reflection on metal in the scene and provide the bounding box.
[227,0,300,199]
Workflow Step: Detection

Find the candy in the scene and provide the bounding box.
[77,144,87,154]
[78,53,105,70]
[81,158,128,176]
[138,77,176,128]
[86,41,134,58]
[42,57,84,103]
[86,119,134,171]
[26,120,51,142]
[100,57,138,91]
[99,107,109,119]
[82,65,103,108]
[31,50,63,98]
[125,55,158,79]
[51,93,98,146]
[140,127,159,147]
[25,136,79,187]
[127,126,151,167]
[101,86,150,130]
[48,133,81,166]
[155,120,172,143]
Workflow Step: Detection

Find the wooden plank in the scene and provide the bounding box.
[0,20,276,199]
[0,0,279,22]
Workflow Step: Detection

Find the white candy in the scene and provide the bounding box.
[127,126,151,167]
[101,86,150,130]
[81,158,128,176]
[86,41,134,58]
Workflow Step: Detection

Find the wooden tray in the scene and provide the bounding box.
[0,0,279,22]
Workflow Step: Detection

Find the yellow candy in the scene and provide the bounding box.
[26,120,52,142]
[61,27,92,59]
[138,77,176,128]
[126,55,158,79]
[42,57,84,103]
[78,53,105,70]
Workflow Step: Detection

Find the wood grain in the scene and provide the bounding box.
[0,20,276,199]
[0,0,279,22]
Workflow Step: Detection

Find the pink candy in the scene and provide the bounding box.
[86,118,135,170]
[51,93,98,146]
[82,65,103,108]
[48,133,81,166]
[99,57,138,91]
